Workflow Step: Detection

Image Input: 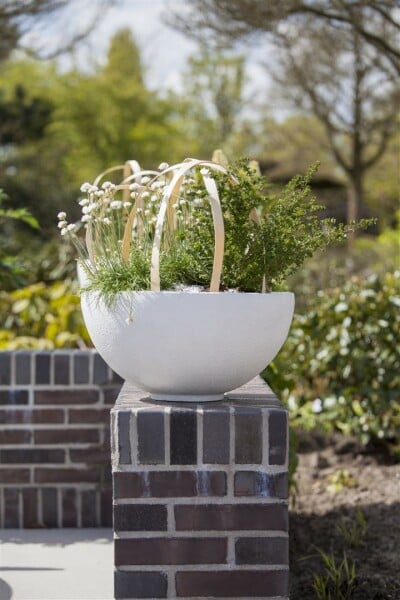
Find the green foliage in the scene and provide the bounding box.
[264,271,400,450]
[336,509,367,548]
[0,280,91,349]
[0,189,40,290]
[326,469,357,494]
[77,160,373,302]
[313,549,356,600]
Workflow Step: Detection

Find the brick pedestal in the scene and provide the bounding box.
[111,378,289,599]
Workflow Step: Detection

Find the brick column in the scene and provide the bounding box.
[112,378,289,599]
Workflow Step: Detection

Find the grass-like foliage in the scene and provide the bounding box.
[59,158,373,303]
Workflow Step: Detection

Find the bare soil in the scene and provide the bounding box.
[289,432,400,599]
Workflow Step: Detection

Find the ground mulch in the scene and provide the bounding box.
[289,432,400,599]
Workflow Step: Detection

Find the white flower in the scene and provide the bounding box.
[81,215,92,222]
[129,182,141,191]
[136,208,143,214]
[141,191,150,199]
[80,182,91,193]
[101,181,114,190]
[57,211,67,220]
[79,198,89,206]
[110,200,123,209]
[60,228,68,236]
[200,167,210,176]
[172,203,179,209]
[123,201,132,208]
[158,162,169,170]
[57,221,67,229]
[103,217,112,224]
[67,224,75,232]
[150,195,158,203]
[141,176,150,184]
[130,192,137,199]
[95,190,105,197]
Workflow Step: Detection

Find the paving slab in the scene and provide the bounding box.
[0,529,113,600]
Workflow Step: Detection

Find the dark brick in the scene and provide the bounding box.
[69,446,110,464]
[115,537,227,566]
[0,408,64,425]
[0,468,30,483]
[54,354,70,385]
[203,408,230,464]
[34,428,99,444]
[118,410,131,464]
[42,488,58,527]
[35,352,51,384]
[62,488,77,527]
[23,489,39,527]
[269,409,287,465]
[0,352,11,385]
[175,570,288,597]
[0,430,31,444]
[196,471,227,496]
[68,408,110,424]
[101,489,112,527]
[234,471,288,499]
[0,390,29,405]
[35,468,100,483]
[114,504,167,531]
[73,352,89,384]
[235,408,262,464]
[4,488,20,528]
[115,571,167,599]
[170,409,197,465]
[175,504,288,532]
[236,537,289,565]
[93,354,109,384]
[1,449,65,464]
[15,352,32,384]
[138,410,165,464]
[103,387,121,406]
[148,472,196,497]
[34,389,99,405]
[113,472,154,498]
[81,490,97,527]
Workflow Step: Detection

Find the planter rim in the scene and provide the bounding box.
[82,290,294,297]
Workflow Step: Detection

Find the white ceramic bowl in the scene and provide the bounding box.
[81,291,295,401]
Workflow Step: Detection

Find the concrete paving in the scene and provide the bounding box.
[0,529,113,600]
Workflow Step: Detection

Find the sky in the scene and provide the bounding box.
[20,0,271,98]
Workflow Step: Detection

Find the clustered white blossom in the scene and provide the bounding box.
[57,162,210,261]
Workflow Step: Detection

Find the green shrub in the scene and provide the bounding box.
[264,271,400,451]
[0,280,91,349]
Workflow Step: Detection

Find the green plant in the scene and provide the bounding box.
[264,271,400,452]
[336,509,367,548]
[313,549,356,600]
[58,158,373,303]
[326,469,357,494]
[0,280,91,349]
[0,189,39,290]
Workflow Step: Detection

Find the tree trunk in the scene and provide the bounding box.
[347,169,363,249]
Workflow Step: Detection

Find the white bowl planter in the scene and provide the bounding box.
[81,290,294,401]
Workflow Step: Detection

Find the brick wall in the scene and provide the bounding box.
[112,380,289,599]
[0,350,121,528]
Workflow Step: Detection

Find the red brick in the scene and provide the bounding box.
[35,389,99,405]
[34,428,99,444]
[115,537,227,566]
[0,468,30,483]
[68,408,110,424]
[35,468,100,483]
[0,409,64,424]
[0,430,31,444]
[175,570,289,597]
[113,471,226,499]
[175,504,288,531]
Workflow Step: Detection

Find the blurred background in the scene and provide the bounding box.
[0,0,399,452]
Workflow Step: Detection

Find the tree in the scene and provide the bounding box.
[271,18,399,234]
[178,47,247,156]
[169,0,400,73]
[0,0,117,60]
